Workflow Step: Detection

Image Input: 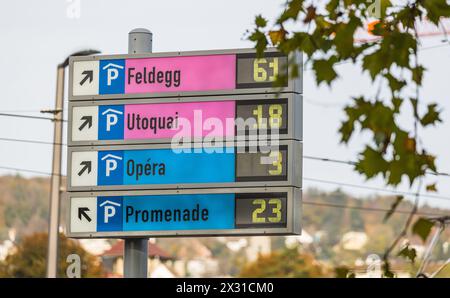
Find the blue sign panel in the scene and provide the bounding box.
[96,148,235,186]
[122,194,235,231]
[99,59,126,94]
[98,105,124,140]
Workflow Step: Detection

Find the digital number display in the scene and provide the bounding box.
[235,193,287,228]
[236,98,288,135]
[236,52,288,88]
[235,145,288,181]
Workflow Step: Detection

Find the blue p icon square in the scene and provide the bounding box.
[98,150,124,185]
[97,196,123,232]
[99,105,124,140]
[99,59,125,94]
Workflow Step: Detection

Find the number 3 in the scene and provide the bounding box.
[268,199,282,223]
[269,151,282,176]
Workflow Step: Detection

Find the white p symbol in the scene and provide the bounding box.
[107,68,119,86]
[104,206,116,223]
[105,159,117,177]
[106,113,118,131]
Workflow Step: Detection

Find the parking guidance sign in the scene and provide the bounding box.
[68,187,301,238]
[69,48,302,100]
[69,94,302,145]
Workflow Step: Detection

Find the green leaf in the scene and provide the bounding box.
[409,98,418,119]
[312,57,338,86]
[385,73,406,93]
[278,0,303,24]
[392,97,403,113]
[255,15,267,28]
[412,217,434,242]
[420,103,441,127]
[334,16,361,58]
[423,0,450,25]
[355,146,389,179]
[398,245,417,263]
[412,66,425,85]
[362,51,384,80]
[248,30,268,57]
[383,195,403,222]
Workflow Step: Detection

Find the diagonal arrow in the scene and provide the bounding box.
[78,207,92,222]
[80,70,93,86]
[78,161,92,176]
[78,116,92,131]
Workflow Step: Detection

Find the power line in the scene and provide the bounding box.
[0,165,61,177]
[0,164,446,216]
[303,155,450,178]
[303,176,450,202]
[0,135,450,180]
[303,42,450,72]
[0,137,66,146]
[0,133,449,201]
[0,112,66,122]
[304,155,356,166]
[302,201,448,217]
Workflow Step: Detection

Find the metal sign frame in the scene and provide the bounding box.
[68,48,302,101]
[67,140,302,191]
[68,93,303,146]
[66,186,301,238]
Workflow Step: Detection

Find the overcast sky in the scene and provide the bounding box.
[0,0,449,209]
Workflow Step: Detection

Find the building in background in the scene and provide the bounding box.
[101,240,176,277]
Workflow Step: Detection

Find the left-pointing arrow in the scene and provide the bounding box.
[78,161,92,176]
[80,70,93,86]
[78,207,92,222]
[78,116,93,131]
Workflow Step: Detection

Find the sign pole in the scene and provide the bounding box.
[123,28,152,278]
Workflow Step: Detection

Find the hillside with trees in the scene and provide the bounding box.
[0,175,448,277]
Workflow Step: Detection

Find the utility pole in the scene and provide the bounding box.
[46,64,64,278]
[46,50,99,278]
[123,28,152,278]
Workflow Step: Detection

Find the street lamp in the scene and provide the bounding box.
[46,49,100,278]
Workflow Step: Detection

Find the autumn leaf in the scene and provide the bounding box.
[426,183,437,192]
[303,5,316,23]
[269,28,287,45]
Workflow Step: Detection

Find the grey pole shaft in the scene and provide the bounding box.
[46,66,65,278]
[123,28,152,278]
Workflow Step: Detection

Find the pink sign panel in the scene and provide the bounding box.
[124,101,235,140]
[125,55,236,94]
